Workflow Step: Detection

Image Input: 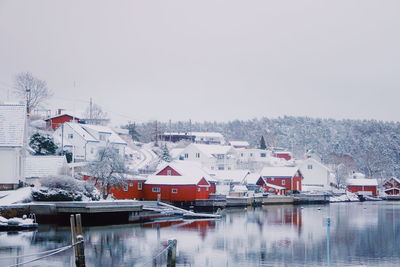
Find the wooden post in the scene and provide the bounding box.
[70,214,86,267]
[167,239,177,267]
[75,214,86,267]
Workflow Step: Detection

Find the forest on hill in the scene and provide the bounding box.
[130,116,400,180]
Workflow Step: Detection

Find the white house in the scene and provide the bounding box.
[178,143,237,170]
[298,158,334,192]
[53,122,127,162]
[0,104,26,189]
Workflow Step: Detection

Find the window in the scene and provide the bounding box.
[217,154,224,160]
[198,187,201,192]
[308,164,313,170]
[90,148,94,154]
[271,178,274,181]
[260,153,266,158]
[129,183,134,187]
[68,134,73,139]
[184,153,189,159]
[240,153,244,157]
[218,165,225,170]
[172,188,178,194]
[206,187,209,191]
[138,183,143,190]
[152,187,160,193]
[250,153,253,157]
[123,184,128,191]
[167,170,172,176]
[282,180,286,185]
[99,134,106,141]
[195,153,200,158]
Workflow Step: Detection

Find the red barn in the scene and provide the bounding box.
[260,167,303,193]
[45,114,81,130]
[383,177,400,195]
[274,151,292,161]
[347,178,378,196]
[143,161,215,203]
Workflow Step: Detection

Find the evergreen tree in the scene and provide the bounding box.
[29,133,58,155]
[259,136,267,149]
[161,144,172,162]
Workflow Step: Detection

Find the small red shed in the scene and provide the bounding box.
[45,114,81,130]
[143,161,215,202]
[256,177,286,195]
[274,151,292,161]
[383,177,400,195]
[260,167,303,193]
[347,178,378,196]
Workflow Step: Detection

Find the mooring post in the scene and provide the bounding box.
[75,214,86,267]
[70,215,78,257]
[326,217,331,267]
[167,239,177,267]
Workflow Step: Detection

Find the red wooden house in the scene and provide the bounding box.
[143,161,215,204]
[346,178,378,196]
[383,177,400,195]
[259,167,303,193]
[256,177,286,195]
[45,113,81,130]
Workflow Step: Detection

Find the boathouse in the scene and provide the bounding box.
[260,167,303,193]
[143,161,215,203]
[346,178,378,196]
[383,177,400,195]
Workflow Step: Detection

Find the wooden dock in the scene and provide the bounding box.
[262,196,294,205]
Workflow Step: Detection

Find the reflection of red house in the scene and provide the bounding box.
[83,174,146,199]
[45,114,81,130]
[347,178,378,196]
[383,177,400,195]
[260,167,303,193]
[274,151,292,161]
[144,162,215,202]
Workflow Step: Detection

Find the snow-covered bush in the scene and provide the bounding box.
[32,175,100,201]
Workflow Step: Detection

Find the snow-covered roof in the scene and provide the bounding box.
[81,124,127,145]
[112,127,129,135]
[191,132,224,138]
[45,113,80,121]
[383,177,400,184]
[297,158,331,172]
[157,161,213,181]
[145,175,208,185]
[229,141,250,147]
[170,148,184,159]
[245,173,262,184]
[210,170,250,183]
[0,104,26,147]
[192,144,234,158]
[346,178,378,186]
[260,167,300,178]
[25,156,67,178]
[66,122,98,142]
[232,185,248,192]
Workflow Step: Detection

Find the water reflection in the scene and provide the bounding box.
[0,202,400,266]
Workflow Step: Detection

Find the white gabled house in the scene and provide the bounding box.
[53,122,127,162]
[298,158,335,192]
[0,104,27,189]
[178,143,237,171]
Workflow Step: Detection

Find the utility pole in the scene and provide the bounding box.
[89,98,93,123]
[169,119,172,142]
[154,120,159,147]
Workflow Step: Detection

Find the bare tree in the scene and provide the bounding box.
[83,102,109,125]
[86,146,127,199]
[14,72,53,114]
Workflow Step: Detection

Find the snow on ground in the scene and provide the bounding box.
[128,142,159,171]
[0,187,33,205]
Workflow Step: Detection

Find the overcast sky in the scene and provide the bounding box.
[0,0,399,125]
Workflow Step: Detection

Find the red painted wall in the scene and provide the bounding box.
[157,166,181,176]
[347,185,377,196]
[143,184,212,201]
[264,175,302,192]
[47,115,78,130]
[109,180,146,199]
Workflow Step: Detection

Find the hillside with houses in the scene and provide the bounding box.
[1,102,395,208]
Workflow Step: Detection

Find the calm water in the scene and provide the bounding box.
[1,202,400,266]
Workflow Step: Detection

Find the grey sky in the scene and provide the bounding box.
[0,0,399,125]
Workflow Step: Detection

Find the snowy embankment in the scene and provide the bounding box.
[330,191,359,202]
[128,143,159,171]
[0,187,33,206]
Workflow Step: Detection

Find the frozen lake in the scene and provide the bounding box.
[1,202,400,266]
